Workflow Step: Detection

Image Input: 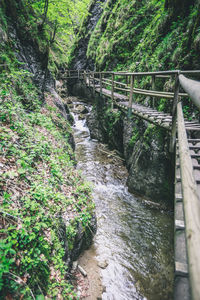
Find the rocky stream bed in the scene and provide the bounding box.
[69,98,174,300]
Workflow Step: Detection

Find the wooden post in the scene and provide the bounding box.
[78,70,80,79]
[152,75,155,107]
[89,72,91,88]
[111,73,114,109]
[177,100,200,300]
[170,74,180,153]
[126,75,129,97]
[84,71,86,84]
[93,72,95,93]
[100,72,102,96]
[68,70,70,78]
[128,74,134,118]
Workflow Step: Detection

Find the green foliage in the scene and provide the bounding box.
[0,0,91,77]
[87,0,199,72]
[85,0,200,73]
[79,0,200,119]
[104,108,122,138]
[28,0,91,69]
[0,69,94,298]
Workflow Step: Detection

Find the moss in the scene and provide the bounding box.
[83,0,200,73]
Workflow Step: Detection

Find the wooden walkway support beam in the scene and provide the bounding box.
[128,74,134,118]
[152,75,155,107]
[100,72,102,96]
[170,74,180,153]
[111,73,114,109]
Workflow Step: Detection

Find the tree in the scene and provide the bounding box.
[29,0,91,90]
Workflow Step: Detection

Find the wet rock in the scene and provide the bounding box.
[123,117,173,204]
[79,114,86,120]
[98,260,108,269]
[86,109,105,142]
[72,261,78,273]
[56,80,63,89]
[7,26,55,91]
[66,98,73,104]
[73,105,89,114]
[59,213,97,271]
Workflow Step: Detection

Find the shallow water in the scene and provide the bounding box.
[72,101,174,300]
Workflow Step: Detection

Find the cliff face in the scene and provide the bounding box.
[70,0,107,70]
[0,0,54,91]
[71,0,200,72]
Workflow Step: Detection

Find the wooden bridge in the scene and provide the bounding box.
[63,69,200,300]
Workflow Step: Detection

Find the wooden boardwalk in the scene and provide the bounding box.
[95,87,200,132]
[65,69,200,300]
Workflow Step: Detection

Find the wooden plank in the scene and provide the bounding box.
[175,262,188,276]
[186,127,200,131]
[177,100,200,300]
[193,166,200,170]
[188,139,200,143]
[101,78,128,87]
[189,146,200,150]
[133,89,174,99]
[156,75,171,78]
[114,70,179,76]
[175,220,185,229]
[148,112,168,116]
[115,86,130,92]
[175,193,183,201]
[191,154,200,158]
[116,102,171,129]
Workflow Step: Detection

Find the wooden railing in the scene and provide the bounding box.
[176,74,200,300]
[64,70,200,147]
[64,68,200,300]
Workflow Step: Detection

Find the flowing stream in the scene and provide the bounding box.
[72,100,174,300]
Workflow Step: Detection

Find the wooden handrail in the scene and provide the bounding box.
[177,101,200,300]
[179,75,200,111]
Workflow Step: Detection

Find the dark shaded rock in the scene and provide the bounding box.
[48,88,75,126]
[70,0,106,70]
[73,104,89,114]
[123,117,173,204]
[59,214,97,271]
[7,26,54,92]
[72,214,97,262]
[87,109,106,142]
[67,80,94,102]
